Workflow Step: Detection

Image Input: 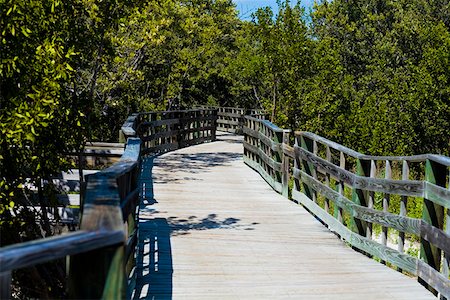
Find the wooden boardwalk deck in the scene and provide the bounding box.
[131,133,434,299]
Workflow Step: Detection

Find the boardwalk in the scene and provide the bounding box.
[131,133,434,299]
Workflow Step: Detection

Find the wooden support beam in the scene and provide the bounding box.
[420,159,446,295]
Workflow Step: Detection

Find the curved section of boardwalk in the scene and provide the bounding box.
[132,133,434,299]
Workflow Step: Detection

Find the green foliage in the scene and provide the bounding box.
[1,0,449,295]
[307,0,450,156]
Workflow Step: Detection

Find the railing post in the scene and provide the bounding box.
[350,158,370,238]
[68,173,126,299]
[419,159,446,295]
[300,135,316,201]
[211,109,217,141]
[0,271,11,299]
[398,160,409,272]
[281,130,291,198]
[334,152,345,223]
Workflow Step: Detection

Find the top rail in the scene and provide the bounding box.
[1,108,221,299]
[299,131,450,166]
[121,109,217,154]
[195,106,266,134]
[243,116,450,298]
[0,137,142,299]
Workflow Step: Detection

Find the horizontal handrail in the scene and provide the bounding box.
[0,137,142,299]
[120,109,217,155]
[195,106,266,134]
[298,131,450,166]
[0,230,124,273]
[243,116,450,298]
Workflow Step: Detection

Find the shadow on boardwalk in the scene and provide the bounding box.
[131,155,257,300]
[153,152,241,184]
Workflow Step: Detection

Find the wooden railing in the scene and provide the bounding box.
[243,116,450,298]
[196,106,265,134]
[121,109,217,152]
[0,138,141,299]
[0,108,217,299]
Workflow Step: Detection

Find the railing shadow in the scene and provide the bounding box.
[153,152,242,184]
[133,214,258,300]
[133,218,173,300]
[131,154,258,299]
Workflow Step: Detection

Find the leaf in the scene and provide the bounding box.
[21,27,30,38]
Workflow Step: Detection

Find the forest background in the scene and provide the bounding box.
[1,0,449,297]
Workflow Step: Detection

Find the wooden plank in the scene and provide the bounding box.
[381,160,392,263]
[297,131,450,165]
[0,271,11,300]
[398,160,409,259]
[132,133,434,299]
[294,168,421,236]
[417,260,450,298]
[0,230,124,272]
[141,130,179,142]
[420,160,446,295]
[141,118,179,128]
[121,114,139,137]
[292,189,419,274]
[295,146,424,197]
[420,222,450,255]
[424,182,450,209]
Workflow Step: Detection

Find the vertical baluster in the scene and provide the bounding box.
[442,168,450,300]
[324,146,331,214]
[280,130,290,198]
[381,160,391,264]
[367,160,376,239]
[420,159,446,295]
[212,109,217,141]
[0,271,11,299]
[398,160,409,272]
[312,140,318,203]
[293,135,302,201]
[351,158,370,238]
[335,152,345,224]
[300,135,316,203]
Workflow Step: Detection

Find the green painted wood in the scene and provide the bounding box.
[351,158,370,238]
[69,242,125,299]
[101,246,126,300]
[299,135,316,202]
[292,188,419,275]
[424,182,450,209]
[295,146,425,197]
[293,168,421,236]
[420,160,447,295]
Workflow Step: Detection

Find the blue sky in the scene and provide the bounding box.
[233,0,315,20]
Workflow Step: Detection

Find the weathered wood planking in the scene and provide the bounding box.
[242,115,450,297]
[132,133,435,299]
[0,230,124,273]
[295,146,425,197]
